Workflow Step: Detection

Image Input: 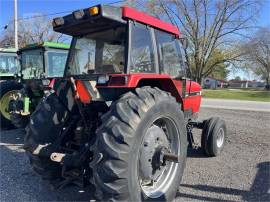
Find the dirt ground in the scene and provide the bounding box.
[0,108,269,202]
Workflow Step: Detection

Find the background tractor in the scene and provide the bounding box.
[0,42,69,129]
[0,48,22,129]
[23,5,226,202]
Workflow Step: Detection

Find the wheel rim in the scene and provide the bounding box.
[0,90,19,120]
[216,128,224,148]
[138,116,180,198]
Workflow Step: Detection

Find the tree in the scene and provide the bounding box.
[0,14,69,48]
[242,27,270,89]
[195,48,229,80]
[133,0,261,83]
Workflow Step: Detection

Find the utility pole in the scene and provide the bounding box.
[14,0,18,50]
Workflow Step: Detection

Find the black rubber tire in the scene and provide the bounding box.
[24,93,69,180]
[9,88,30,129]
[201,117,226,157]
[10,113,29,129]
[0,80,23,129]
[91,87,187,201]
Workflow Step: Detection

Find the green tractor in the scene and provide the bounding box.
[0,42,69,129]
[0,48,22,129]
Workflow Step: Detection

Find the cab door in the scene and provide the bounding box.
[154,30,186,98]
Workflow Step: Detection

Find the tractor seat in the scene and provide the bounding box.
[97,64,120,73]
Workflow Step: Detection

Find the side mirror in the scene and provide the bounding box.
[180,38,188,50]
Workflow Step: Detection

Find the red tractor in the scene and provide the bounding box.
[23,5,226,201]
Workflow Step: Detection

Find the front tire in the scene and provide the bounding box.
[92,87,187,201]
[201,117,226,157]
[0,80,23,129]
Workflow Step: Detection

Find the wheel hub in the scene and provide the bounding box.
[139,125,169,182]
[138,117,181,198]
[0,90,19,120]
[216,128,224,148]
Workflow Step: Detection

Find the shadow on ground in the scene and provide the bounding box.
[178,161,270,201]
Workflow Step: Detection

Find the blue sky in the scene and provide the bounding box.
[0,0,121,27]
[1,0,269,80]
[1,0,269,28]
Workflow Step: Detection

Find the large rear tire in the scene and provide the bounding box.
[91,87,187,201]
[24,93,69,180]
[0,80,23,129]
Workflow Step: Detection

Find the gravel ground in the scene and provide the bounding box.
[0,108,269,202]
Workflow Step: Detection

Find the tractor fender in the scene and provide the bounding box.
[96,74,184,106]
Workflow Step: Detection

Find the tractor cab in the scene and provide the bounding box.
[53,5,201,111]
[54,5,186,77]
[0,48,20,80]
[18,42,69,80]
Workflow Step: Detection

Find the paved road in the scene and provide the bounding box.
[0,108,269,201]
[202,98,270,112]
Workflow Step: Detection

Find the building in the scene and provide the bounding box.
[203,77,229,89]
[229,80,265,88]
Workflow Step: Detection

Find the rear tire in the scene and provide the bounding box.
[91,87,187,201]
[201,117,226,157]
[24,93,69,180]
[0,80,23,129]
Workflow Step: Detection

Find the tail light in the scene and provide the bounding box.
[89,6,99,16]
[76,80,92,103]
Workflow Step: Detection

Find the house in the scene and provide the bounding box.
[203,77,229,89]
[229,80,265,88]
[229,80,249,88]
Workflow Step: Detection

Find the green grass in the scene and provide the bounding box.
[202,89,270,102]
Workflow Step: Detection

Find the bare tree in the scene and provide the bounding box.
[134,0,261,83]
[0,14,69,48]
[241,27,270,89]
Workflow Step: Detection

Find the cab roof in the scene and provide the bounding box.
[0,48,17,53]
[122,7,180,37]
[20,41,70,51]
[53,4,181,37]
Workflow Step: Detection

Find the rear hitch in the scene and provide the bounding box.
[186,120,206,149]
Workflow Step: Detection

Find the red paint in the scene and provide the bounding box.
[76,80,92,103]
[96,73,202,114]
[186,80,202,93]
[184,80,202,113]
[48,78,55,89]
[122,7,180,37]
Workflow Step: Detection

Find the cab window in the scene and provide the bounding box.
[155,30,185,77]
[21,49,44,79]
[47,51,68,77]
[130,23,156,73]
[0,54,18,74]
